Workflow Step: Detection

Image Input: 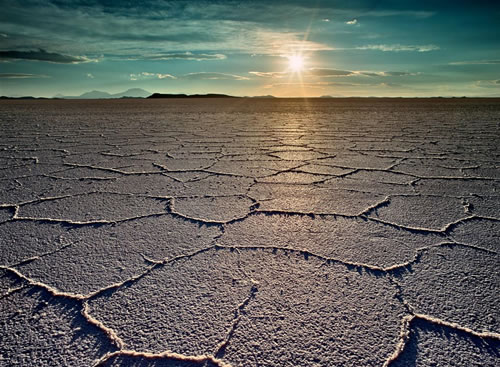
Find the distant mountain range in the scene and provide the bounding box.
[54,88,151,99]
[148,93,240,99]
[2,92,495,100]
[0,91,276,99]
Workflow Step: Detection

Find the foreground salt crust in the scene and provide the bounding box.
[0,98,499,366]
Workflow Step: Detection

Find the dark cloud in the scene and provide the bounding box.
[0,49,95,63]
[107,32,218,43]
[45,1,443,22]
[0,73,49,78]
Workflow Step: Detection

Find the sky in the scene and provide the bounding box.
[1,0,499,97]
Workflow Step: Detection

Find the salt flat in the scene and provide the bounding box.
[0,98,499,366]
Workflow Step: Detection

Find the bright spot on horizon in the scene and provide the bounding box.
[288,54,305,73]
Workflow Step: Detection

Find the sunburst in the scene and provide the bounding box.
[288,54,305,73]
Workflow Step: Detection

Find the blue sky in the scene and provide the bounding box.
[1,0,499,97]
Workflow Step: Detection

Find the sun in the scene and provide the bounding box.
[288,54,305,72]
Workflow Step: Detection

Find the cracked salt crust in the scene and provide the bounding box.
[367,195,469,230]
[16,192,169,222]
[390,317,500,367]
[0,98,499,366]
[397,245,499,334]
[249,183,388,215]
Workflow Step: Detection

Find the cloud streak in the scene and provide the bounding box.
[263,81,402,89]
[181,72,250,80]
[449,60,500,65]
[0,73,49,78]
[130,71,249,81]
[130,72,176,80]
[248,71,288,78]
[141,52,227,61]
[0,49,97,63]
[308,69,356,77]
[475,80,500,88]
[250,68,417,78]
[356,44,439,52]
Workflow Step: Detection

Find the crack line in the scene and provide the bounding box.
[214,283,259,359]
[93,349,233,367]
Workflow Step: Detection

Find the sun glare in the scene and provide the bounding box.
[288,54,305,72]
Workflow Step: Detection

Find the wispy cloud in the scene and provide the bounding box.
[129,71,249,81]
[346,19,358,25]
[363,71,416,76]
[86,73,94,79]
[248,71,288,78]
[0,73,49,78]
[0,49,97,63]
[314,69,416,77]
[308,69,356,77]
[142,72,176,79]
[130,72,176,81]
[356,44,439,52]
[475,80,500,88]
[142,52,227,61]
[382,71,414,76]
[263,81,402,89]
[181,72,250,80]
[361,10,434,18]
[250,68,417,78]
[449,60,500,65]
[157,73,176,79]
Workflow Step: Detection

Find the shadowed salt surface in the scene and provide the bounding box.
[448,219,499,252]
[0,207,13,223]
[0,286,115,365]
[367,195,468,230]
[172,195,255,222]
[17,192,169,222]
[398,246,499,333]
[220,214,443,268]
[248,184,387,215]
[391,318,499,367]
[89,248,405,366]
[0,98,499,366]
[17,217,221,295]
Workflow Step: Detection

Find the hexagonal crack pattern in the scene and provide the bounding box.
[0,99,499,366]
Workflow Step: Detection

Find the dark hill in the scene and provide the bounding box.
[148,93,239,99]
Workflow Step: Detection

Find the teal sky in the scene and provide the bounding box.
[1,0,499,97]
